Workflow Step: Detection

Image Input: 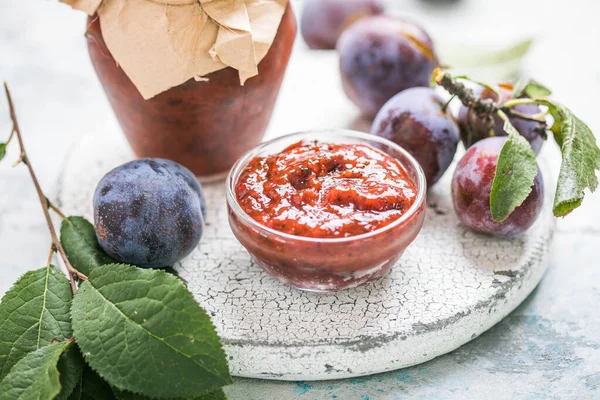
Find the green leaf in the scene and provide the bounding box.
[513,78,552,98]
[0,264,72,380]
[535,100,600,216]
[0,341,70,400]
[511,78,529,98]
[524,80,552,98]
[439,39,533,82]
[71,264,232,399]
[196,390,227,400]
[56,344,85,400]
[490,115,539,221]
[114,387,227,400]
[68,365,116,400]
[0,143,6,162]
[440,39,533,68]
[61,216,116,276]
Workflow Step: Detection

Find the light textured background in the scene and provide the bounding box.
[1,0,600,399]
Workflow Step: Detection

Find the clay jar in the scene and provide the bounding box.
[86,5,297,179]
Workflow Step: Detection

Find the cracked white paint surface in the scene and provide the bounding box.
[56,132,554,380]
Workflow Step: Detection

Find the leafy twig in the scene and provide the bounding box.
[3,82,87,294]
[435,69,496,114]
[47,198,68,220]
[434,69,547,125]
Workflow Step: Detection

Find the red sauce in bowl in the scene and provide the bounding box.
[235,141,418,238]
[227,131,426,291]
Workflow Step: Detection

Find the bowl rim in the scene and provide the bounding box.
[225,129,427,244]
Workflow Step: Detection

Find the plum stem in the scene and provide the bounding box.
[3,82,87,295]
[5,126,15,146]
[507,109,546,124]
[434,69,547,125]
[441,94,455,113]
[47,243,56,267]
[435,69,495,113]
[46,198,68,220]
[503,98,537,108]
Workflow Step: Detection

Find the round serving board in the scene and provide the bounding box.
[55,131,554,381]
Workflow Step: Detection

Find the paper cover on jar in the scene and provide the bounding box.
[61,0,289,99]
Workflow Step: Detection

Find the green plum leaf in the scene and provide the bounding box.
[71,264,232,399]
[511,78,529,98]
[536,99,600,216]
[56,344,85,400]
[0,264,72,380]
[68,365,116,400]
[440,39,533,69]
[524,80,552,98]
[113,387,227,400]
[60,216,116,276]
[512,78,552,98]
[196,390,227,400]
[490,115,539,221]
[0,341,71,400]
[0,143,6,162]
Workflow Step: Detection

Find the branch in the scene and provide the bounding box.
[47,243,56,266]
[47,198,68,220]
[3,82,87,294]
[434,69,548,126]
[434,69,497,115]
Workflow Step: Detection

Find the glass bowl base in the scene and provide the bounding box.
[252,254,403,292]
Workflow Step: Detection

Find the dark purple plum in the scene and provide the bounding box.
[300,0,385,50]
[93,158,205,268]
[452,137,544,237]
[456,83,545,154]
[371,87,459,187]
[337,16,437,117]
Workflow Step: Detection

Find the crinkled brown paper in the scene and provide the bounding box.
[61,0,288,99]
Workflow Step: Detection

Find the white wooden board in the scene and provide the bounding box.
[55,131,554,380]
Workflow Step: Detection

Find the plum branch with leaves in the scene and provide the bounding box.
[0,84,231,400]
[2,83,87,294]
[434,69,600,221]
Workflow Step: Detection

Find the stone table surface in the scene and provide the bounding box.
[1,0,599,399]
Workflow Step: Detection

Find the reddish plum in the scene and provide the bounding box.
[452,137,544,237]
[371,87,459,187]
[338,16,437,117]
[300,0,385,50]
[456,83,545,154]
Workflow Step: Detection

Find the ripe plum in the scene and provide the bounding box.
[93,158,205,268]
[371,87,459,186]
[451,137,544,237]
[300,0,385,49]
[338,16,437,117]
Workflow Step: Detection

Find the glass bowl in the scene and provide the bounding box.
[226,130,427,292]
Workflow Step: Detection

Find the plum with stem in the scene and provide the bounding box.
[456,83,546,154]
